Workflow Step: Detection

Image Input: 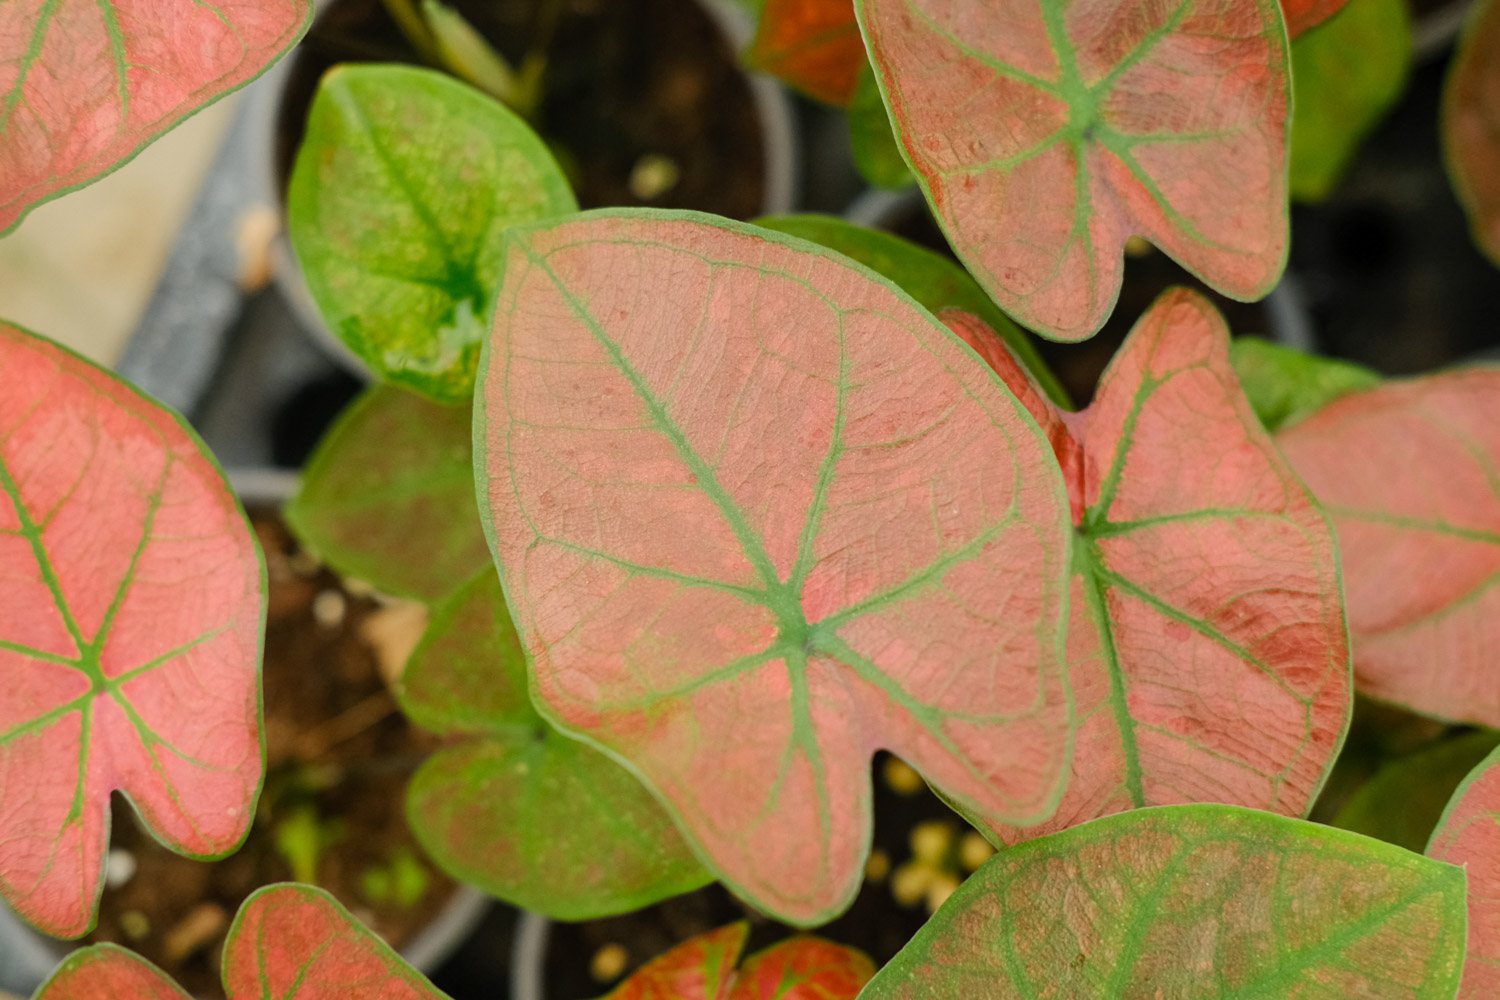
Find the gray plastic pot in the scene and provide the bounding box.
[256,0,801,379]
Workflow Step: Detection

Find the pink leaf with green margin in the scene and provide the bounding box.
[1443,0,1500,268]
[1275,370,1500,726]
[34,884,449,999]
[0,0,310,234]
[860,804,1468,999]
[942,290,1349,843]
[854,0,1291,342]
[1428,742,1500,997]
[0,322,264,938]
[477,209,1075,926]
[603,923,873,1000]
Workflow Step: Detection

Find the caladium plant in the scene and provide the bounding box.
[9,0,1500,991]
[33,884,446,999]
[0,323,265,939]
[0,0,311,234]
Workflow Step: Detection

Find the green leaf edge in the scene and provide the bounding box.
[283,385,477,603]
[849,0,1295,343]
[397,570,713,919]
[875,803,1469,998]
[752,213,1073,407]
[286,62,578,404]
[0,8,312,239]
[0,321,268,940]
[472,205,1079,928]
[1428,740,1500,856]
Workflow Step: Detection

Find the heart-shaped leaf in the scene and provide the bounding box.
[400,570,711,919]
[286,385,491,602]
[0,322,264,938]
[753,214,1068,406]
[1444,0,1500,268]
[1228,337,1380,432]
[855,0,1291,341]
[861,804,1468,999]
[477,209,1074,925]
[287,64,576,402]
[747,0,865,105]
[0,0,309,235]
[1429,743,1500,997]
[946,290,1349,843]
[604,923,874,1000]
[35,884,448,999]
[1275,370,1500,726]
[1289,0,1411,202]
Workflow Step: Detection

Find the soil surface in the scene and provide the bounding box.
[83,512,457,997]
[276,0,769,220]
[538,753,980,998]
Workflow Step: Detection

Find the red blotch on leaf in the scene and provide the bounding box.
[0,324,264,937]
[1276,371,1500,726]
[479,211,1074,925]
[36,884,448,998]
[604,923,873,1000]
[0,0,311,233]
[856,0,1291,341]
[748,0,865,105]
[948,291,1349,841]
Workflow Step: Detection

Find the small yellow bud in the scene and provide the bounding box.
[865,848,891,883]
[925,872,962,913]
[910,820,954,863]
[959,830,996,871]
[882,756,924,796]
[591,943,629,982]
[891,861,934,908]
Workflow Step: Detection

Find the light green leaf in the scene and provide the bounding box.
[862,805,1469,999]
[1290,0,1412,202]
[286,384,490,602]
[1228,337,1381,431]
[848,63,912,191]
[287,64,576,402]
[400,571,712,919]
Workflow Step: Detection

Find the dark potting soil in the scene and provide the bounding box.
[880,200,1276,408]
[535,753,985,999]
[276,0,768,220]
[82,512,458,997]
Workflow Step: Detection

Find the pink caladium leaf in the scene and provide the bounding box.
[1429,743,1500,998]
[478,209,1075,925]
[1276,370,1500,726]
[1444,0,1500,268]
[35,884,449,999]
[944,290,1349,843]
[0,0,310,235]
[603,923,874,1000]
[854,0,1291,341]
[0,322,264,938]
[860,804,1468,998]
